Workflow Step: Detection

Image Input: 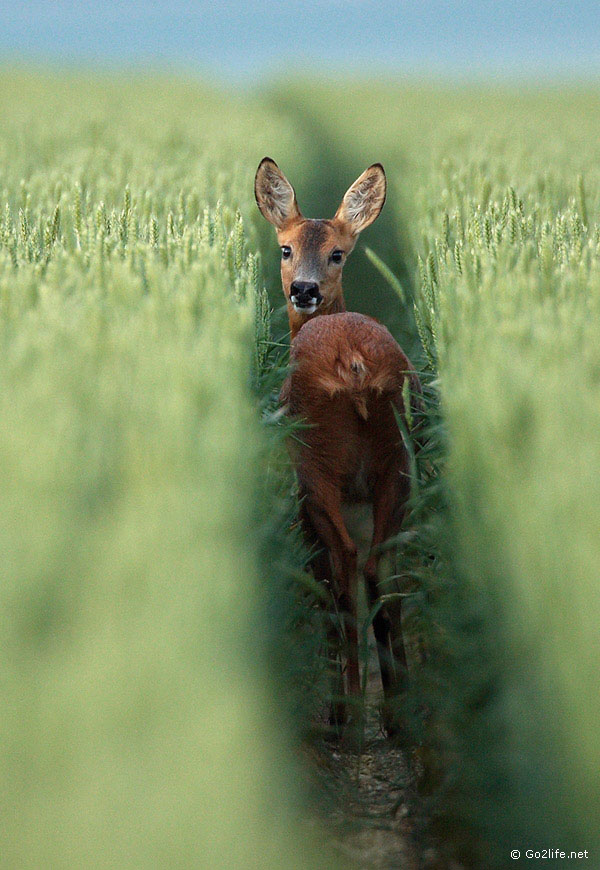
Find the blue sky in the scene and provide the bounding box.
[1,1,600,80]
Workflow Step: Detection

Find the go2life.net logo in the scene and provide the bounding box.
[511,848,589,860]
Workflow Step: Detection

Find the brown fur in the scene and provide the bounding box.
[277,217,355,338]
[292,313,419,420]
[289,315,423,735]
[254,158,386,340]
[255,158,421,737]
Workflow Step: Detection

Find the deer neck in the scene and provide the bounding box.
[288,294,346,341]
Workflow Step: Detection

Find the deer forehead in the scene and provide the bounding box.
[278,219,352,256]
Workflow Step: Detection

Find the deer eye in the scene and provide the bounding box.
[281,246,292,260]
[330,249,344,264]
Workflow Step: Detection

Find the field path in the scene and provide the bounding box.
[316,645,429,870]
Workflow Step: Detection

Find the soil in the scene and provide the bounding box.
[321,713,420,869]
[310,638,429,870]
[302,617,469,870]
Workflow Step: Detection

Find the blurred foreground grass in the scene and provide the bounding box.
[0,71,331,869]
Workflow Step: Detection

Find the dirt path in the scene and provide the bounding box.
[323,717,419,868]
[315,640,429,870]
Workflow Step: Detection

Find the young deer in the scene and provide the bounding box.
[255,158,422,736]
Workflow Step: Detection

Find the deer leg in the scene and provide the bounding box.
[302,490,360,724]
[364,473,409,736]
[298,502,346,732]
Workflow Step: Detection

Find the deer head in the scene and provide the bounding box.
[254,157,386,338]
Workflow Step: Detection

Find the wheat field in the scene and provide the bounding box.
[1,70,600,867]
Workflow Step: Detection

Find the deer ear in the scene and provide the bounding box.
[335,164,386,235]
[254,157,302,228]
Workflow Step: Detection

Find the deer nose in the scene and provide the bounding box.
[290,281,321,309]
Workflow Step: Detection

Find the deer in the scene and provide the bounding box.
[255,157,423,738]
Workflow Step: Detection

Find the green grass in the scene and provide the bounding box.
[0,71,333,870]
[414,169,600,863]
[2,69,600,868]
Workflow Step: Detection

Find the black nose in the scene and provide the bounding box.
[290,281,321,307]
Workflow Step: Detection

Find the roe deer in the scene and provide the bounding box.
[255,158,422,737]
